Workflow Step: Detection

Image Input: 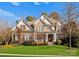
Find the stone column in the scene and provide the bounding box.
[53,33,56,42]
[12,33,14,43]
[45,33,48,42]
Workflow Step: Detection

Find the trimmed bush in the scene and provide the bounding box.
[56,39,62,45]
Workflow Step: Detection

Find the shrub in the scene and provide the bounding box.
[72,39,79,48]
[60,37,69,46]
[23,41,33,46]
[34,42,48,46]
[3,44,16,48]
[56,39,62,45]
[60,36,79,48]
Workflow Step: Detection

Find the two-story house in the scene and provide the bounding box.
[11,15,62,45]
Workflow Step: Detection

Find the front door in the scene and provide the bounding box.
[48,34,53,42]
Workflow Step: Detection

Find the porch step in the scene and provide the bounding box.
[48,42,53,46]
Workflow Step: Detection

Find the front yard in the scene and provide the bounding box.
[0,45,79,56]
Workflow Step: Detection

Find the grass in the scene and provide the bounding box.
[0,45,79,56]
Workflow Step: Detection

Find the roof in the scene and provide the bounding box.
[12,19,33,32]
[48,17,62,26]
[12,15,62,32]
[34,15,52,25]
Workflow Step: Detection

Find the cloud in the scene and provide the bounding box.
[34,2,49,5]
[0,9,20,27]
[45,2,49,4]
[11,2,20,6]
[0,9,19,19]
[34,2,40,5]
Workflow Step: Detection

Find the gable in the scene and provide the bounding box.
[40,15,52,25]
[49,17,61,25]
[12,20,33,32]
[34,19,44,26]
[34,15,52,25]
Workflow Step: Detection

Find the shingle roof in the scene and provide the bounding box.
[34,15,52,25]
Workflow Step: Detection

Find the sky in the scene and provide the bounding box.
[0,2,66,27]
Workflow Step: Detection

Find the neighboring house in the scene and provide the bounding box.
[11,15,62,45]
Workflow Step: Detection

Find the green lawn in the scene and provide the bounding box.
[0,45,79,56]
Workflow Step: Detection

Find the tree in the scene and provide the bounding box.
[1,28,12,45]
[62,3,79,49]
[16,20,19,24]
[49,12,60,20]
[15,26,23,44]
[49,12,61,32]
[49,12,61,43]
[0,19,12,45]
[63,21,77,35]
[49,12,61,31]
[26,16,35,22]
[42,12,48,16]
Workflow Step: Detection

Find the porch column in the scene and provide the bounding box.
[45,33,48,42]
[24,34,26,41]
[35,33,38,42]
[53,33,56,42]
[12,33,14,43]
[33,33,35,42]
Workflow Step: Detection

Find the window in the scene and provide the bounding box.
[39,26,43,32]
[20,25,25,31]
[47,26,51,31]
[43,25,50,32]
[25,34,29,41]
[51,26,55,30]
[26,35,29,40]
[36,26,43,32]
[37,27,39,31]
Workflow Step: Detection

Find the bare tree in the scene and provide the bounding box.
[62,2,79,49]
[0,19,12,45]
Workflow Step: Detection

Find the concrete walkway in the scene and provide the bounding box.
[0,53,58,57]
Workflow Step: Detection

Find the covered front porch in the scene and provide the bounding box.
[11,32,57,45]
[33,32,57,45]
